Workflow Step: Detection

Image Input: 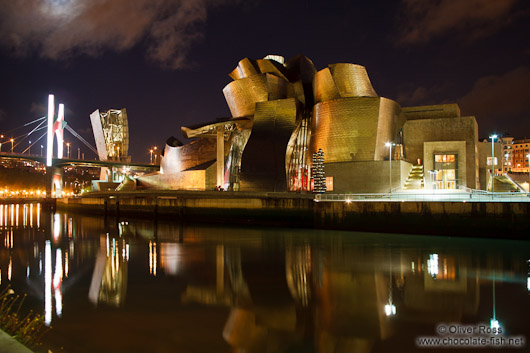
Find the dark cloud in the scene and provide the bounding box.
[395,82,454,107]
[0,0,234,69]
[396,0,519,44]
[396,86,429,106]
[458,66,530,125]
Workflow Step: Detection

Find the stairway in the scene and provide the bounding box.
[488,174,523,192]
[403,165,424,190]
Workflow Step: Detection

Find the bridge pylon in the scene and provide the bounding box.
[46,94,65,198]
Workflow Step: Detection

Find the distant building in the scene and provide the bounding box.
[508,138,530,173]
[139,55,482,193]
[90,108,130,163]
[501,136,515,173]
[90,108,130,182]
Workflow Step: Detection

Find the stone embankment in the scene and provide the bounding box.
[54,191,530,239]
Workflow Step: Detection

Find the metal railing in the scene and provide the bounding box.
[314,190,530,203]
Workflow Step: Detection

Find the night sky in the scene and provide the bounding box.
[1,0,529,163]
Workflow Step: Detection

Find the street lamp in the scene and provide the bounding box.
[40,145,43,157]
[10,138,14,153]
[527,154,530,192]
[385,142,394,193]
[489,134,497,193]
[66,142,70,158]
[149,149,153,164]
[28,141,31,155]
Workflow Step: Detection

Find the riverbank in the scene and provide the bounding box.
[55,191,530,239]
[0,329,33,353]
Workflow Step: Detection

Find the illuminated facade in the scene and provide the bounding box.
[506,138,530,173]
[46,94,65,198]
[139,55,480,193]
[90,109,130,162]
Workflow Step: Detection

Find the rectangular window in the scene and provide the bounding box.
[433,154,457,190]
[325,176,334,191]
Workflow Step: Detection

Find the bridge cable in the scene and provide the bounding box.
[13,118,48,150]
[64,125,99,156]
[2,116,47,136]
[21,131,47,154]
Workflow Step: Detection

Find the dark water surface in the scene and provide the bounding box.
[1,203,529,353]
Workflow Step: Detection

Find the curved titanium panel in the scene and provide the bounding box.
[310,97,402,163]
[266,74,291,101]
[223,74,292,118]
[374,98,403,160]
[160,139,217,174]
[256,59,288,81]
[313,68,341,104]
[240,98,298,191]
[329,63,378,98]
[223,75,269,118]
[310,97,383,163]
[228,58,259,80]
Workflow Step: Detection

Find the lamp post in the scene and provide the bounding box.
[149,149,153,164]
[10,138,14,153]
[28,141,31,155]
[66,142,70,158]
[489,134,497,193]
[527,154,530,192]
[40,145,43,157]
[385,142,394,193]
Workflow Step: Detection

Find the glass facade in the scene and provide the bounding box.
[434,154,457,189]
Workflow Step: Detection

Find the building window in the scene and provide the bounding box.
[434,154,457,189]
[325,176,334,192]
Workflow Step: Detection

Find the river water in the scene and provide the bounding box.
[0,203,529,353]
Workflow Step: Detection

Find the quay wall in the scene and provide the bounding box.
[56,192,530,239]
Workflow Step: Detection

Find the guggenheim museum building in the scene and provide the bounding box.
[139,55,479,193]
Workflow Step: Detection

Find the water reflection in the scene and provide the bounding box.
[89,235,129,307]
[0,205,529,353]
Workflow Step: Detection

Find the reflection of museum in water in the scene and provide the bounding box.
[2,208,528,352]
[139,55,481,193]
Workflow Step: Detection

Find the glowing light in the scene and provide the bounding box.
[37,204,41,228]
[427,254,439,279]
[149,241,157,276]
[53,213,61,241]
[54,249,63,317]
[64,251,69,278]
[46,94,66,166]
[45,241,52,326]
[384,303,396,316]
[7,257,12,281]
[490,319,500,332]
